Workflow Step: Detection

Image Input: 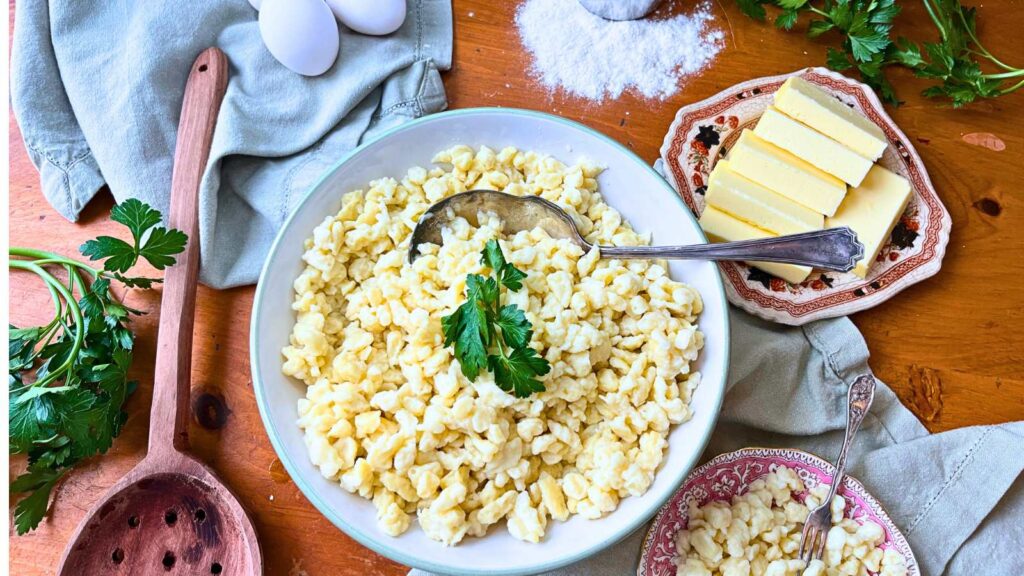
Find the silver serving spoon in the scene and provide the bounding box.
[408,190,863,271]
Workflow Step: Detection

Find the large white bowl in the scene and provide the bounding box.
[250,108,730,575]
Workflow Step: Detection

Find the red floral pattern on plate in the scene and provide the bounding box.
[659,68,952,325]
[637,448,920,576]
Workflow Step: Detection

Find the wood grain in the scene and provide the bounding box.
[9,1,1024,574]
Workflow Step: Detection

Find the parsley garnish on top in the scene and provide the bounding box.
[8,199,186,534]
[441,240,550,398]
[735,0,1023,107]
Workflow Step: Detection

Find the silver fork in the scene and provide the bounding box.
[798,374,877,565]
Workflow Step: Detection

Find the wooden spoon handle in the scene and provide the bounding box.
[149,48,228,457]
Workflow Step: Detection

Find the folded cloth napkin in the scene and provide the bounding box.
[413,308,1024,576]
[11,0,453,288]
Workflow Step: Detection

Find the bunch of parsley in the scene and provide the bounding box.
[441,240,551,398]
[736,0,1023,106]
[9,199,187,534]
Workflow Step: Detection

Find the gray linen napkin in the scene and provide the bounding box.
[10,0,453,289]
[413,308,1024,576]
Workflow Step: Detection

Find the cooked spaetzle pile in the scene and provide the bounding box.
[283,145,704,545]
[674,466,908,576]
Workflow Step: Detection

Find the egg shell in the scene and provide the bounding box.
[259,0,339,76]
[326,0,406,36]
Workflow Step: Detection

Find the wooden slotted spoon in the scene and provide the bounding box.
[57,48,262,576]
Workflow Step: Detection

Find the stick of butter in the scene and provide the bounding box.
[754,106,873,187]
[699,205,813,284]
[706,160,824,236]
[727,130,847,217]
[826,164,912,278]
[774,76,888,161]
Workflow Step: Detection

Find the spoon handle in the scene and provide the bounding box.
[149,48,228,457]
[597,227,864,271]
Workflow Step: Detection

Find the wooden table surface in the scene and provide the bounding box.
[9,0,1024,574]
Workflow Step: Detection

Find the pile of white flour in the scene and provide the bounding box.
[515,0,724,101]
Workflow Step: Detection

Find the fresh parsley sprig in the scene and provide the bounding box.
[441,240,550,398]
[9,199,186,534]
[736,0,1023,106]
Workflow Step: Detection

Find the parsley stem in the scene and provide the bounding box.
[956,10,1019,73]
[9,260,86,388]
[999,78,1024,94]
[982,68,1024,80]
[807,6,829,18]
[921,0,947,42]
[9,248,102,278]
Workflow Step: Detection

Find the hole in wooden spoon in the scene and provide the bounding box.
[164,509,178,526]
[195,508,207,522]
[199,64,208,72]
[211,562,223,574]
[128,515,140,528]
[112,548,125,564]
[162,551,176,570]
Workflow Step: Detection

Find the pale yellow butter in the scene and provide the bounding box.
[774,77,888,161]
[699,205,813,284]
[727,130,847,217]
[754,106,873,187]
[706,160,824,236]
[826,164,912,278]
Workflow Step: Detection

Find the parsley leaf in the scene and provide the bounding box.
[488,346,551,399]
[11,466,66,535]
[498,264,527,292]
[80,236,137,273]
[80,198,186,274]
[481,239,508,273]
[481,239,528,291]
[138,227,188,270]
[495,305,533,349]
[110,198,163,244]
[807,19,835,37]
[736,0,769,20]
[847,28,890,62]
[466,273,499,309]
[441,297,490,381]
[826,46,854,70]
[776,8,801,30]
[441,241,550,397]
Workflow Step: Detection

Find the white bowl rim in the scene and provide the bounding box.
[249,107,731,575]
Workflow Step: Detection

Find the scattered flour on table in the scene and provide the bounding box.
[515,0,724,101]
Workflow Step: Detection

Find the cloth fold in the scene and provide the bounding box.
[11,0,454,288]
[413,309,1024,576]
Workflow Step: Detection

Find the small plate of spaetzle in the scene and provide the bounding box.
[639,447,919,576]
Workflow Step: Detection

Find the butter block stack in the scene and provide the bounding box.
[699,76,912,283]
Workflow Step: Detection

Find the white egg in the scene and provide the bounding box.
[326,0,406,36]
[259,0,339,76]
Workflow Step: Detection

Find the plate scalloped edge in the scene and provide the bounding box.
[658,67,952,325]
[636,447,921,576]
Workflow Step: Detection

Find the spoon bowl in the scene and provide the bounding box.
[59,463,257,575]
[408,190,863,272]
[57,48,262,576]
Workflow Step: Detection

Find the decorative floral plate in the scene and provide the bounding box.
[659,67,951,325]
[637,448,920,576]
